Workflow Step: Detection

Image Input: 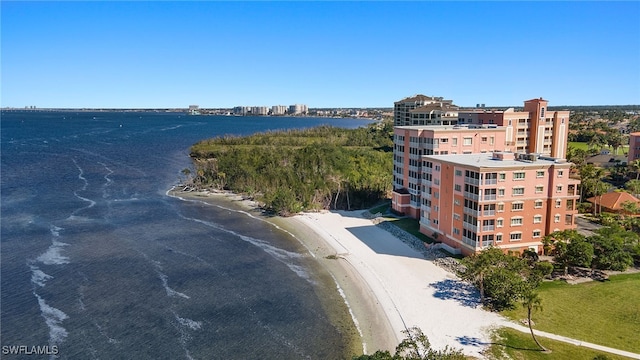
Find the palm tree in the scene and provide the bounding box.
[625,179,640,196]
[579,164,606,201]
[593,181,610,215]
[630,159,640,180]
[588,134,606,152]
[605,131,624,155]
[522,291,549,352]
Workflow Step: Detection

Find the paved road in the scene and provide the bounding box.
[575,214,603,237]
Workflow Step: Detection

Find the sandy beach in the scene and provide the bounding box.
[171,190,511,357]
[281,209,511,358]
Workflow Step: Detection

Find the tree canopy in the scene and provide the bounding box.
[188,121,394,215]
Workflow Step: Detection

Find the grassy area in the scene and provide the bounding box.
[568,141,590,151]
[486,328,632,360]
[569,141,630,154]
[501,273,640,354]
[368,201,390,215]
[386,217,435,244]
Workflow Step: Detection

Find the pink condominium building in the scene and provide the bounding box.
[392,97,578,255]
[420,152,579,256]
[629,132,640,163]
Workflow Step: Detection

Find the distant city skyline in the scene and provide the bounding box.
[2,2,639,108]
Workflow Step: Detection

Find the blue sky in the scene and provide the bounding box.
[2,1,639,108]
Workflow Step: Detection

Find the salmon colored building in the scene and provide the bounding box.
[392,125,507,218]
[458,98,570,159]
[391,96,579,254]
[419,152,579,255]
[629,132,640,163]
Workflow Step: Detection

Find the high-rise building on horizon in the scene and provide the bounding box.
[394,94,459,127]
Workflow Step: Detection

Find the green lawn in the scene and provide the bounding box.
[368,201,390,215]
[569,141,630,154]
[568,141,590,151]
[486,328,633,360]
[501,273,640,354]
[386,217,435,244]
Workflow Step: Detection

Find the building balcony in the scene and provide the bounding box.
[482,194,497,201]
[463,222,478,232]
[464,177,480,186]
[463,207,478,216]
[422,192,431,199]
[482,210,496,216]
[482,225,495,232]
[484,179,497,185]
[462,236,477,248]
[464,192,480,201]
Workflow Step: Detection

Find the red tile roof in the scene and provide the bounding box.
[587,191,640,211]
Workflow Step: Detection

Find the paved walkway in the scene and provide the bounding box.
[503,323,640,359]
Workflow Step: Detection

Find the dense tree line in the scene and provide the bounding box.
[543,226,640,272]
[457,247,553,311]
[187,121,394,215]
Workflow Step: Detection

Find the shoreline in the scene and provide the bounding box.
[167,187,509,357]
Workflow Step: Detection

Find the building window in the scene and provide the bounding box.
[556,185,563,193]
[540,107,545,118]
[435,165,441,171]
[497,203,505,212]
[452,138,458,146]
[453,213,461,220]
[481,137,488,144]
[510,233,522,241]
[511,217,523,226]
[454,199,461,206]
[555,199,562,208]
[496,234,503,243]
[533,230,541,238]
[454,184,462,192]
[565,214,573,225]
[512,202,524,211]
[535,200,543,208]
[497,219,504,227]
[440,138,449,143]
[558,170,564,177]
[455,170,462,176]
[498,188,505,197]
[498,173,506,181]
[513,187,525,196]
[513,172,525,180]
[534,215,542,223]
[554,214,560,223]
[463,137,472,146]
[453,228,460,235]
[536,170,545,178]
[490,136,495,145]
[535,185,544,193]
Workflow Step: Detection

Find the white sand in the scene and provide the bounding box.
[291,210,510,358]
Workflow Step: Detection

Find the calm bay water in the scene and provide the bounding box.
[1,111,373,359]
